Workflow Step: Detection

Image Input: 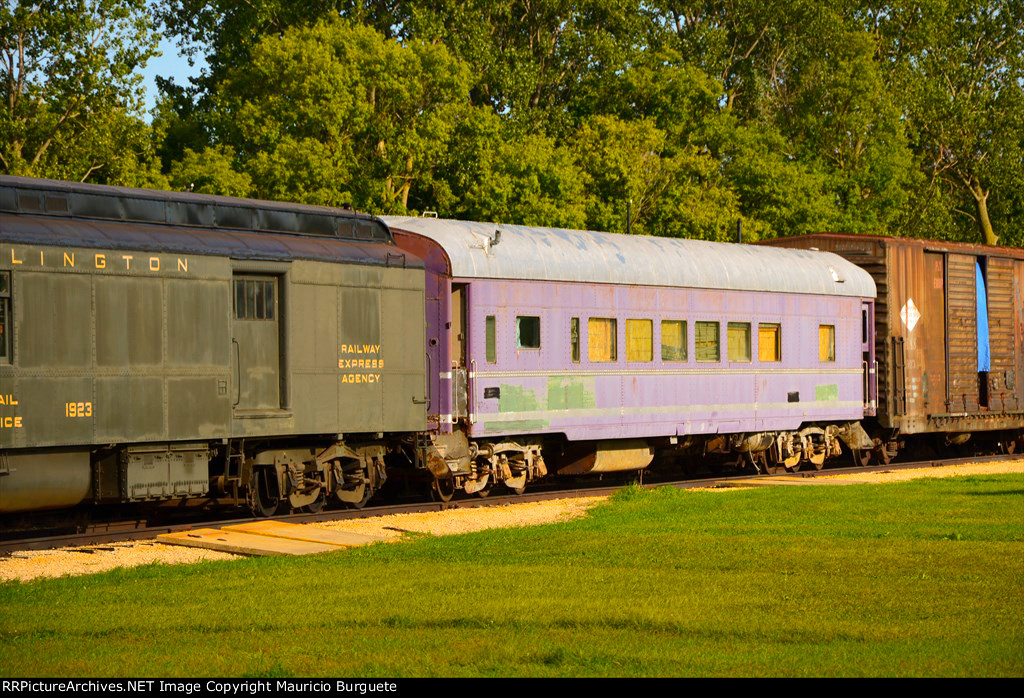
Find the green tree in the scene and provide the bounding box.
[208,19,470,211]
[0,0,161,184]
[878,0,1024,245]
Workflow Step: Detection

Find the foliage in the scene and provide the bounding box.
[12,0,1024,245]
[0,0,161,184]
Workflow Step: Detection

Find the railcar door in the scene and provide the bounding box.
[232,275,282,411]
[451,283,469,423]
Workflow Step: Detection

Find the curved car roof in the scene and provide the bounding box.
[384,217,876,298]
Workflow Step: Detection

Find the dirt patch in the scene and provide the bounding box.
[0,497,605,583]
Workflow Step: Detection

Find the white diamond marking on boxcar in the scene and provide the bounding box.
[900,298,920,332]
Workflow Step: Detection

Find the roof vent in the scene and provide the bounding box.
[828,265,844,282]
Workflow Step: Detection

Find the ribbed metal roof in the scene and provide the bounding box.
[383,217,876,298]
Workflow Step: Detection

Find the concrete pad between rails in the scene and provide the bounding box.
[157,522,384,556]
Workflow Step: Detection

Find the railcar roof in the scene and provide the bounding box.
[0,213,421,269]
[384,217,876,298]
[0,175,391,243]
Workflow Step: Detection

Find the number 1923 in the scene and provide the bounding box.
[65,402,93,417]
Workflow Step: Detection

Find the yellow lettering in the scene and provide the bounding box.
[378,360,384,369]
[338,359,344,369]
[177,257,188,272]
[95,253,106,269]
[63,252,74,267]
[39,251,44,265]
[11,249,22,265]
[149,256,160,271]
[0,396,5,405]
[13,416,21,428]
[122,255,133,269]
[2,417,10,428]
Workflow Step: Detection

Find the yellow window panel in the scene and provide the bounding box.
[758,324,780,362]
[626,319,653,362]
[588,318,617,362]
[819,325,835,362]
[661,320,686,361]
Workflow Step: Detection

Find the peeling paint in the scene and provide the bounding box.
[547,376,597,411]
[498,384,542,413]
[815,384,840,402]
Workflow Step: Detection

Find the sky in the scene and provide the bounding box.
[139,35,207,119]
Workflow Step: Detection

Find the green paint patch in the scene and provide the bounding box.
[498,384,542,413]
[547,376,597,411]
[815,383,839,402]
[484,419,548,433]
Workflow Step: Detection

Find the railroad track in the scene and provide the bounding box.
[2,453,1021,555]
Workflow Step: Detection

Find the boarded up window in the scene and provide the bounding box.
[695,321,720,362]
[485,315,496,363]
[516,316,540,349]
[758,324,781,362]
[588,318,617,362]
[626,319,653,362]
[819,325,835,362]
[570,317,580,363]
[661,320,686,361]
[728,322,751,362]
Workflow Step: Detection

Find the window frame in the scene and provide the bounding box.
[758,323,782,362]
[727,322,752,363]
[819,324,836,362]
[626,318,653,362]
[695,320,720,363]
[588,317,618,363]
[515,315,541,350]
[661,319,687,362]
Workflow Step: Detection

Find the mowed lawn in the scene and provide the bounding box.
[1,475,1022,677]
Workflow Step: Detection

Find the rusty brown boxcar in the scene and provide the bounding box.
[764,234,1024,458]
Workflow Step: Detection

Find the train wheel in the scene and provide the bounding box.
[761,463,784,475]
[431,475,456,503]
[850,449,871,467]
[475,481,493,498]
[304,489,326,514]
[504,473,527,495]
[249,466,280,518]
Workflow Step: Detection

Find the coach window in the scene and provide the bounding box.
[0,272,10,361]
[819,324,836,362]
[758,323,781,362]
[588,318,617,362]
[661,320,687,361]
[516,316,541,349]
[727,323,751,362]
[695,321,720,362]
[570,317,580,363]
[485,316,496,363]
[626,319,653,362]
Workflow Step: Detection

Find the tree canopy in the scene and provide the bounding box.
[4,0,1022,246]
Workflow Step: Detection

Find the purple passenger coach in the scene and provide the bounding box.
[389,218,877,498]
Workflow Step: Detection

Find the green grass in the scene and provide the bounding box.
[2,475,1023,677]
